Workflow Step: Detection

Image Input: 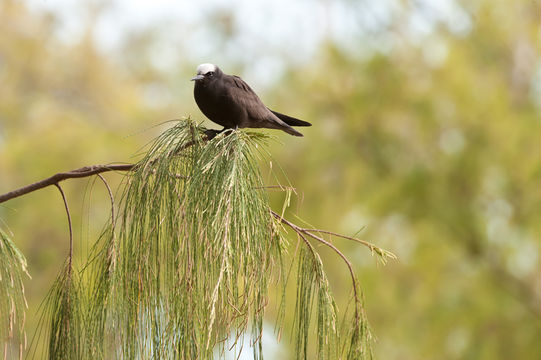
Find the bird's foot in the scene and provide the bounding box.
[204,128,228,140]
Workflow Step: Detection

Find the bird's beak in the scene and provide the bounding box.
[191,74,204,81]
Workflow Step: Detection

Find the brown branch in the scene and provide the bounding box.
[0,164,134,204]
[0,133,205,205]
[271,210,363,324]
[55,184,73,274]
[303,228,397,263]
[96,174,116,234]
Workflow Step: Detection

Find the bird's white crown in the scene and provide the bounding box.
[196,63,217,75]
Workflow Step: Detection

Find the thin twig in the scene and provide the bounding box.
[96,174,116,234]
[271,210,362,324]
[55,184,73,274]
[303,228,397,261]
[254,185,298,193]
[0,136,204,205]
[0,164,134,204]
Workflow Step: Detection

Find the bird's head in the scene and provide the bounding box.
[191,63,221,83]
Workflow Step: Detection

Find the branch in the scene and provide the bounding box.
[0,164,134,204]
[0,163,395,269]
[271,209,396,340]
[271,210,362,319]
[96,174,116,234]
[0,160,395,267]
[303,228,397,264]
[0,134,204,205]
[271,211,396,263]
[55,184,73,275]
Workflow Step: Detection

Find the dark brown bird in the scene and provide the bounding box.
[191,63,311,137]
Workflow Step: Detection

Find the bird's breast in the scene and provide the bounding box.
[194,82,244,128]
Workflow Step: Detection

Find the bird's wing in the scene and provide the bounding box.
[224,75,277,121]
[269,110,312,127]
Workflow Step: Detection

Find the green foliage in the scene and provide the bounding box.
[43,263,83,360]
[109,121,281,359]
[293,245,338,359]
[0,228,29,359]
[30,120,379,359]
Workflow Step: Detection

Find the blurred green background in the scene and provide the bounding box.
[1,0,541,358]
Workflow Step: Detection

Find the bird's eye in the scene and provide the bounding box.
[207,71,214,77]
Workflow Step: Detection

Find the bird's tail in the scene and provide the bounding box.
[271,110,312,127]
[281,125,303,137]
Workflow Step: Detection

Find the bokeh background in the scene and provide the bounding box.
[1,0,541,358]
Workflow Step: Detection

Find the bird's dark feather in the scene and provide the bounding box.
[231,76,252,92]
[270,110,311,127]
[223,75,282,124]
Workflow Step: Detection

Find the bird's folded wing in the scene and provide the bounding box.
[226,76,276,121]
